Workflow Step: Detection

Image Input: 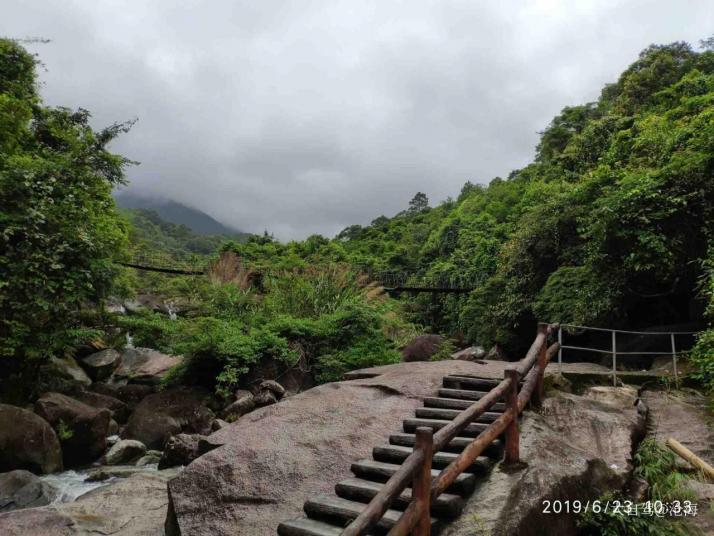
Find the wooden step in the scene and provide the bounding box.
[415,407,502,422]
[438,388,490,401]
[442,376,501,390]
[351,459,476,495]
[423,397,506,412]
[373,445,493,475]
[278,517,344,536]
[403,418,489,436]
[335,477,464,519]
[303,495,439,534]
[389,433,504,458]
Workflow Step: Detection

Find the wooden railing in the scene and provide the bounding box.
[342,323,560,536]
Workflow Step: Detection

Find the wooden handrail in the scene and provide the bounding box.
[341,323,559,536]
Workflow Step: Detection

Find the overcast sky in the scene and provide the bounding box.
[3,1,713,239]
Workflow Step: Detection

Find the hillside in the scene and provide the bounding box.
[115,192,249,238]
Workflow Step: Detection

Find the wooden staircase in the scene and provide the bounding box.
[277,375,508,536]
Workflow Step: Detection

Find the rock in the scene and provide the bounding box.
[485,343,508,361]
[159,434,205,469]
[107,419,119,436]
[47,356,92,387]
[626,475,649,501]
[104,298,126,315]
[0,470,58,512]
[443,391,646,536]
[122,389,214,450]
[72,390,129,423]
[106,435,120,446]
[211,419,229,432]
[135,450,162,466]
[34,393,111,467]
[104,439,147,465]
[110,347,181,385]
[0,472,175,535]
[80,349,121,381]
[259,380,285,399]
[253,390,277,407]
[583,385,639,408]
[0,404,63,474]
[401,334,443,362]
[165,359,495,535]
[451,346,486,361]
[544,373,573,394]
[223,391,255,420]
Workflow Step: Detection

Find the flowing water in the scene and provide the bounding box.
[40,469,110,504]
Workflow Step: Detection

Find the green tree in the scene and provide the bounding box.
[0,39,131,362]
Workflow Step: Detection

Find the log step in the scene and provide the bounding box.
[415,407,502,422]
[388,433,503,457]
[303,494,439,533]
[403,418,489,436]
[373,445,493,475]
[335,477,464,519]
[351,459,476,495]
[278,518,344,536]
[442,376,504,390]
[423,397,506,412]
[438,388,491,401]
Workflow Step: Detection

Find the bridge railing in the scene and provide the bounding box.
[341,323,560,536]
[556,324,698,387]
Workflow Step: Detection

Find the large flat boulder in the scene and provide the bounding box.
[34,393,111,467]
[110,347,181,385]
[166,360,490,536]
[121,389,214,450]
[80,349,121,381]
[442,390,647,536]
[0,472,175,535]
[0,404,63,474]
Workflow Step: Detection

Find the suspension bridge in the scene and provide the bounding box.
[117,253,476,293]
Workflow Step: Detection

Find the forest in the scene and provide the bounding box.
[1,37,713,403]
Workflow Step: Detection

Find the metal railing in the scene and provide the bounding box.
[341,323,560,536]
[556,324,698,387]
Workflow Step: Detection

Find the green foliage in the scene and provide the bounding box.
[690,251,714,391]
[56,419,74,442]
[0,39,130,364]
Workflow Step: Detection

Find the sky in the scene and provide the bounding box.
[2,1,713,240]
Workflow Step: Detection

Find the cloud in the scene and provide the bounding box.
[3,0,713,239]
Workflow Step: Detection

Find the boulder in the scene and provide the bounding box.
[0,404,63,474]
[47,356,92,387]
[0,472,175,535]
[34,393,110,467]
[136,450,162,466]
[254,390,277,407]
[165,359,494,536]
[104,439,147,465]
[72,390,129,423]
[443,391,647,536]
[222,391,255,420]
[485,343,508,361]
[122,389,214,450]
[259,380,285,399]
[80,349,121,381]
[451,346,486,361]
[0,470,58,512]
[110,347,181,385]
[91,382,155,411]
[401,334,443,362]
[211,419,229,432]
[159,434,204,469]
[107,419,119,436]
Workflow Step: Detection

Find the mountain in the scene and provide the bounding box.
[114,192,247,237]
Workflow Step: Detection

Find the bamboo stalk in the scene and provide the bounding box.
[665,438,714,480]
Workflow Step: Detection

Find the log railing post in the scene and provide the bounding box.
[503,368,520,465]
[532,323,548,408]
[413,427,433,536]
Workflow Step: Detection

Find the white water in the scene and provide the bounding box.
[125,332,134,348]
[40,470,110,504]
[166,301,177,321]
